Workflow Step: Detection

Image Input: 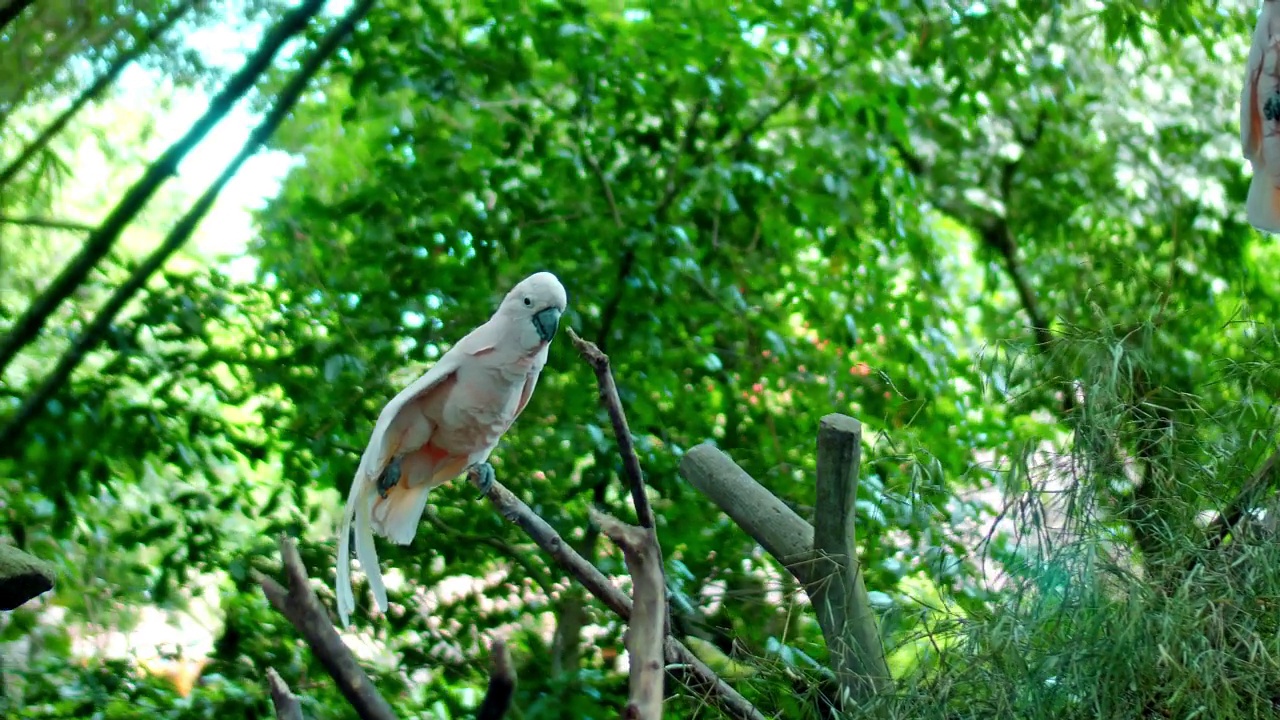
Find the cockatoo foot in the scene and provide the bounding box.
[469,462,496,496]
[376,456,403,498]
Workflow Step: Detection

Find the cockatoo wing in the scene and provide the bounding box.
[335,326,497,626]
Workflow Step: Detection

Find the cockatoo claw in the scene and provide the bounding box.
[471,461,496,496]
[376,456,402,498]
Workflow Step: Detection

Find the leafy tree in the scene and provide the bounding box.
[4,0,1280,719]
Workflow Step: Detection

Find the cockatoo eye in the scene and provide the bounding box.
[523,297,532,307]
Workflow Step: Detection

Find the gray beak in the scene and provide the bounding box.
[532,307,561,342]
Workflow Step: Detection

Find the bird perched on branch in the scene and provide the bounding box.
[1243,0,1280,232]
[335,271,568,626]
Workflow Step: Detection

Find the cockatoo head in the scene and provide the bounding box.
[498,271,568,350]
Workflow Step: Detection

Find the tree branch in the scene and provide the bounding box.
[266,667,304,720]
[0,0,200,192]
[566,327,655,529]
[590,508,666,720]
[0,0,372,448]
[0,0,327,378]
[679,421,892,707]
[476,638,517,720]
[0,216,96,233]
[467,468,767,720]
[811,415,892,705]
[253,536,398,720]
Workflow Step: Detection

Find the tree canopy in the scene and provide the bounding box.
[3,0,1279,718]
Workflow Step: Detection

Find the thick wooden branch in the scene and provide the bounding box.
[590,508,666,720]
[469,468,766,720]
[476,638,517,720]
[810,415,892,704]
[266,668,304,720]
[254,536,398,720]
[679,415,892,707]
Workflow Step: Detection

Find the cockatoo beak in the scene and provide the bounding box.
[532,307,561,342]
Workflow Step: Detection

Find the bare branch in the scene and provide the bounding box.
[590,508,666,720]
[566,327,655,529]
[468,468,766,720]
[266,668,304,720]
[1197,447,1280,561]
[253,536,398,720]
[476,638,517,720]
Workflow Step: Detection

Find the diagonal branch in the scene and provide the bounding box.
[253,536,398,720]
[0,0,327,378]
[468,469,767,720]
[0,0,372,449]
[566,327,655,529]
[679,424,893,708]
[1200,447,1280,555]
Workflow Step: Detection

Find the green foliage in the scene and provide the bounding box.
[4,0,1280,718]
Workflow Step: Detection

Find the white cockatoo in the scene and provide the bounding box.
[1243,0,1280,232]
[335,271,568,626]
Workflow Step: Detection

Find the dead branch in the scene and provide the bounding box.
[590,507,666,720]
[266,668,304,720]
[476,638,517,720]
[679,414,892,708]
[566,327,655,529]
[469,468,767,720]
[253,536,398,720]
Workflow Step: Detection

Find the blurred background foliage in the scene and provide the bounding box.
[2,0,1279,718]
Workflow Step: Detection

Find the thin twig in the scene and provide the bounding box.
[0,215,96,233]
[467,468,767,720]
[254,536,398,720]
[266,668,304,720]
[565,327,655,529]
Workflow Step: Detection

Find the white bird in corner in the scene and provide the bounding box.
[335,271,568,626]
[1242,0,1280,232]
